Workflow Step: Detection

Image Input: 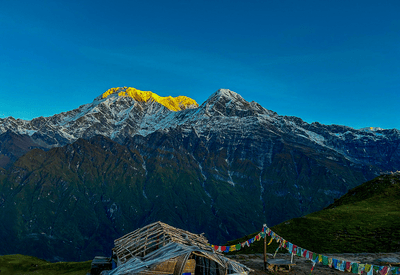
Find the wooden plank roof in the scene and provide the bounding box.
[113,221,212,263]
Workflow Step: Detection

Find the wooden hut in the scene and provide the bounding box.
[113,221,212,264]
[110,221,251,275]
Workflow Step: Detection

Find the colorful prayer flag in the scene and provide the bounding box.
[345,261,352,272]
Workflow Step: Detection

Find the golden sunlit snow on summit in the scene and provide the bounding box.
[102,87,199,111]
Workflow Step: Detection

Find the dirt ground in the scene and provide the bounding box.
[228,252,400,275]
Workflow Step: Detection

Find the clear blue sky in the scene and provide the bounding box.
[1,0,399,129]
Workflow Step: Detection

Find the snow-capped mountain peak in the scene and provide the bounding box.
[206,88,245,102]
[199,88,272,119]
[100,87,199,111]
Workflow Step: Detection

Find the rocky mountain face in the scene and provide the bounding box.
[0,87,399,261]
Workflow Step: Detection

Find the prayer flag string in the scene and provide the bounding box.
[263,226,398,275]
[209,225,398,275]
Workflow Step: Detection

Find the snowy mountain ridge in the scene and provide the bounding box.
[0,87,398,162]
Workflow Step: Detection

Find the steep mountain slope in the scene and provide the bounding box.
[0,132,394,261]
[0,136,248,261]
[230,173,400,254]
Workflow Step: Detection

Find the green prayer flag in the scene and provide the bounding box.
[322,256,329,266]
[351,263,359,274]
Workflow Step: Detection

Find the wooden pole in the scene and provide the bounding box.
[291,252,294,264]
[263,223,267,271]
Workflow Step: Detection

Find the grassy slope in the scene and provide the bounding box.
[226,174,400,254]
[0,254,91,275]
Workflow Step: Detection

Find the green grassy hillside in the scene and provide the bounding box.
[0,254,91,275]
[226,173,400,254]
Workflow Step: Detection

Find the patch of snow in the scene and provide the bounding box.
[198,161,207,180]
[227,170,235,186]
[304,130,325,145]
[24,129,37,136]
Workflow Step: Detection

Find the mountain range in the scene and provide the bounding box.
[0,87,399,261]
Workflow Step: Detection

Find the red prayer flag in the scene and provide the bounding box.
[345,262,352,272]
